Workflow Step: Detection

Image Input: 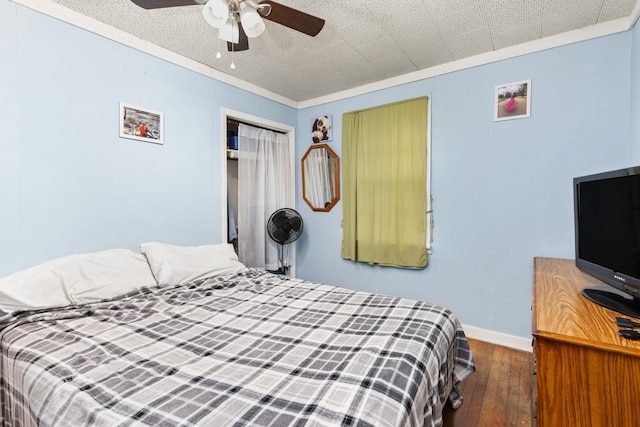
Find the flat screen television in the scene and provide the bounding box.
[574,166,640,318]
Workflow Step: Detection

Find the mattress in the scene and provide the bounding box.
[0,269,474,426]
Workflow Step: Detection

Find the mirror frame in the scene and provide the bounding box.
[301,144,340,212]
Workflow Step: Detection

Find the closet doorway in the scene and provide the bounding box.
[221,108,296,276]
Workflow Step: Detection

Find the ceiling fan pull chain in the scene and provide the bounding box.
[230,41,236,69]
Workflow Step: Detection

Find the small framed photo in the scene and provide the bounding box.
[311,114,332,143]
[120,103,163,144]
[494,80,531,122]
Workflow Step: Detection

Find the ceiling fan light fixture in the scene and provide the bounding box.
[218,17,239,44]
[240,2,265,38]
[202,0,229,29]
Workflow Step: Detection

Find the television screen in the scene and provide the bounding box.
[574,166,640,317]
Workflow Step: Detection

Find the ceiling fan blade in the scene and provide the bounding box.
[227,23,250,52]
[258,1,324,37]
[130,0,204,9]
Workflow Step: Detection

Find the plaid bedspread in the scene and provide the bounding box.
[0,269,474,427]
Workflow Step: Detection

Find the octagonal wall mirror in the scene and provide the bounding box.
[301,144,340,212]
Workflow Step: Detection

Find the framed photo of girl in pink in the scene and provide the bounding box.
[494,80,531,122]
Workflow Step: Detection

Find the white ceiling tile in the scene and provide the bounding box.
[426,0,485,16]
[484,0,543,31]
[331,55,373,78]
[434,3,490,37]
[492,22,543,50]
[410,49,455,69]
[364,54,419,80]
[306,0,370,29]
[599,0,637,22]
[354,37,403,62]
[446,27,495,59]
[333,17,387,48]
[363,0,429,25]
[400,34,449,60]
[375,5,442,44]
[541,0,603,37]
[291,39,366,69]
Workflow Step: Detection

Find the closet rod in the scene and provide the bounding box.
[227,118,285,135]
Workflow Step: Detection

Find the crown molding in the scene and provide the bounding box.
[631,0,640,27]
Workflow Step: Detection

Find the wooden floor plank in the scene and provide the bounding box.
[443,338,533,427]
[478,344,509,426]
[463,340,493,416]
[516,350,533,426]
[506,347,527,426]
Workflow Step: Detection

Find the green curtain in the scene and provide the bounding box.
[341,97,428,268]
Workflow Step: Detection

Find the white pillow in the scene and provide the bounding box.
[140,242,247,286]
[0,249,158,313]
[0,262,72,313]
[64,249,157,304]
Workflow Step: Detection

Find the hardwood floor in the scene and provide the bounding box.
[443,338,533,427]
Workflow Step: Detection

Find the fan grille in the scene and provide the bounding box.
[267,208,303,244]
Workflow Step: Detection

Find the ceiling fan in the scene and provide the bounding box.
[129,0,325,53]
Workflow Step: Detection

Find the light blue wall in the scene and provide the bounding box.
[632,21,640,164]
[0,1,296,276]
[297,33,632,339]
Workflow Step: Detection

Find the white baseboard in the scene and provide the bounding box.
[462,324,533,353]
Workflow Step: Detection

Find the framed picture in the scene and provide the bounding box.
[120,103,163,144]
[311,114,332,143]
[494,80,531,122]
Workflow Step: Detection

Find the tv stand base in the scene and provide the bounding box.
[581,286,640,318]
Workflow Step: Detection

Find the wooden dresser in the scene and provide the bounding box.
[532,257,640,426]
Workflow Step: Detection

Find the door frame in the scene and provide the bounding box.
[220,108,297,276]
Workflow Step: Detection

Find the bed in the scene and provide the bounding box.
[0,243,475,427]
